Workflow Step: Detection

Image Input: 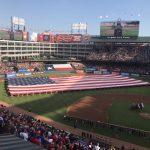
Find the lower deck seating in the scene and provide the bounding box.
[0,105,113,150]
[0,133,45,150]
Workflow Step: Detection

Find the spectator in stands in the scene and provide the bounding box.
[86,45,150,64]
[94,142,100,150]
[0,116,4,134]
[109,146,116,150]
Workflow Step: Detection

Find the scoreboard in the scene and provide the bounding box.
[0,29,10,40]
[100,20,139,38]
[14,30,23,41]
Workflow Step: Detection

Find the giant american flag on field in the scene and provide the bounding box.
[7,74,149,96]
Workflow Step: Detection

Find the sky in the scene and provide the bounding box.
[0,0,150,36]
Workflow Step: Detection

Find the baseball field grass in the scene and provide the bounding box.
[108,101,150,131]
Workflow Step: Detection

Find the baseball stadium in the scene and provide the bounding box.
[0,5,150,150]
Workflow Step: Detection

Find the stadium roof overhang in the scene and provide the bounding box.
[91,36,150,44]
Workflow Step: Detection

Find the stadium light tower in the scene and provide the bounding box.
[71,23,88,34]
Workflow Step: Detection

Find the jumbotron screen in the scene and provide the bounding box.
[14,30,23,41]
[100,20,139,38]
[0,29,10,40]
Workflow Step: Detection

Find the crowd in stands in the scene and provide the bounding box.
[70,62,85,70]
[0,62,45,74]
[0,62,15,74]
[0,61,150,76]
[16,62,45,72]
[87,46,150,63]
[0,104,120,150]
[1,62,149,76]
[86,50,134,62]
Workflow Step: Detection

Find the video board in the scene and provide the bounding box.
[100,20,139,38]
[14,30,23,41]
[0,29,10,40]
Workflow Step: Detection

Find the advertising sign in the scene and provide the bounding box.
[6,73,16,78]
[0,29,10,40]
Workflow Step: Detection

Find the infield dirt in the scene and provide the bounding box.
[67,94,150,122]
